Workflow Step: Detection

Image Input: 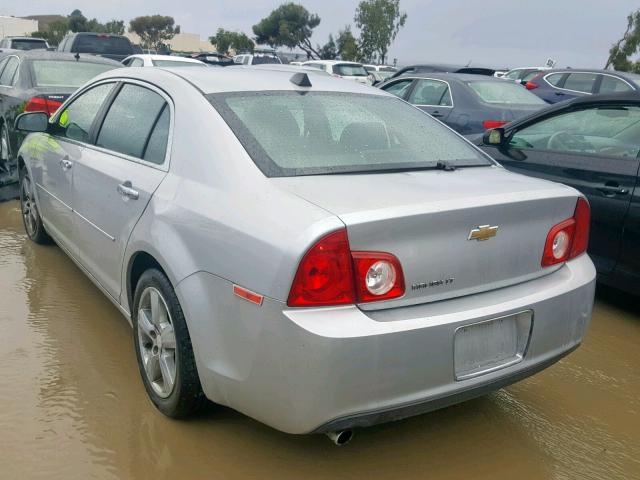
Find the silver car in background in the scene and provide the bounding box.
[15,67,596,441]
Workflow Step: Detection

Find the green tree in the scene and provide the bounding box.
[253,3,321,59]
[354,0,406,64]
[318,34,337,60]
[104,20,125,35]
[605,9,640,72]
[68,9,88,32]
[337,26,360,61]
[129,15,180,51]
[32,18,69,46]
[210,28,254,55]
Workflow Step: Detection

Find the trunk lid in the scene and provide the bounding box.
[273,166,580,309]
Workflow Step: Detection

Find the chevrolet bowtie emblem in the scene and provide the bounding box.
[468,225,499,241]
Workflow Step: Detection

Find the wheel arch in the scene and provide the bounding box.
[126,250,170,314]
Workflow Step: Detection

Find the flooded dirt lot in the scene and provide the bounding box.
[0,199,638,480]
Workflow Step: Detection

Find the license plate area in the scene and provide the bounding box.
[454,310,533,381]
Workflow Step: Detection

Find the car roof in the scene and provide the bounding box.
[303,60,363,66]
[95,66,387,95]
[5,36,47,41]
[387,71,509,83]
[3,50,121,65]
[126,54,204,63]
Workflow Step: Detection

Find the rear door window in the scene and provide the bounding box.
[563,73,598,93]
[408,79,453,106]
[56,83,115,143]
[0,57,19,86]
[599,75,633,94]
[96,83,169,163]
[381,79,414,99]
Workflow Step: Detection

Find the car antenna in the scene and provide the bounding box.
[74,52,80,61]
[290,72,312,87]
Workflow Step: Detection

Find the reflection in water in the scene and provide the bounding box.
[0,200,638,479]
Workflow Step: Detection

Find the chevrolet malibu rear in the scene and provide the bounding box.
[17,68,596,438]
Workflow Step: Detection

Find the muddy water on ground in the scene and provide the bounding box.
[0,200,638,480]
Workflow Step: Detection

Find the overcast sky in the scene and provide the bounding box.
[7,0,640,68]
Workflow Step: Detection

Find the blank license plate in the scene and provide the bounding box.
[454,311,532,380]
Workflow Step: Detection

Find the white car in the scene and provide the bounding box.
[302,60,373,86]
[233,53,282,65]
[122,54,206,68]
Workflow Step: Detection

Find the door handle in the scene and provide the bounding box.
[597,182,629,197]
[117,181,139,200]
[60,158,73,171]
[555,91,565,96]
[431,111,444,118]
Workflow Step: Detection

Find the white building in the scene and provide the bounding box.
[0,16,39,38]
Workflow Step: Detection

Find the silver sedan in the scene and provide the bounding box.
[15,66,596,442]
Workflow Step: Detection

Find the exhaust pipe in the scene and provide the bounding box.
[326,429,353,446]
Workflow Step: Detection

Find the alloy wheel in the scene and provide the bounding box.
[21,175,38,238]
[137,287,178,398]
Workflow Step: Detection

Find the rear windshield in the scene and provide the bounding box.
[11,39,47,50]
[467,81,546,105]
[208,91,490,177]
[152,59,204,67]
[334,64,368,77]
[31,60,116,87]
[252,55,281,65]
[74,35,132,55]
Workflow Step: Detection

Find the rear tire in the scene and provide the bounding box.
[133,268,205,418]
[20,168,52,245]
[0,124,10,174]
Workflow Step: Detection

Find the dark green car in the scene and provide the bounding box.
[0,50,119,189]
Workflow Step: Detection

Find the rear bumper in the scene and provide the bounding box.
[177,254,596,434]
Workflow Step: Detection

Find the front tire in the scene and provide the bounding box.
[20,168,52,244]
[133,268,205,418]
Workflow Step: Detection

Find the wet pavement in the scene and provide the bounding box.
[0,199,638,480]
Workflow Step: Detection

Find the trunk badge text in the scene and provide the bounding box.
[468,225,499,241]
[412,278,455,291]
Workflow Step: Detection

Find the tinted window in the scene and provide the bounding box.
[0,57,19,86]
[509,106,640,159]
[96,84,168,161]
[467,81,545,105]
[208,92,489,177]
[563,73,597,93]
[382,79,413,98]
[32,60,116,87]
[251,55,281,65]
[546,73,565,86]
[57,83,114,142]
[334,64,368,76]
[11,39,47,50]
[408,79,453,106]
[522,70,542,82]
[74,35,132,55]
[599,75,633,93]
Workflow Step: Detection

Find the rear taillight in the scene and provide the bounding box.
[525,72,544,90]
[24,96,63,116]
[287,229,405,307]
[542,197,590,267]
[352,252,404,303]
[482,120,509,129]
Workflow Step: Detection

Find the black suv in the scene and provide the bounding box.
[57,32,135,62]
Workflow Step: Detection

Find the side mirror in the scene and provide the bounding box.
[15,112,49,133]
[483,128,506,146]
